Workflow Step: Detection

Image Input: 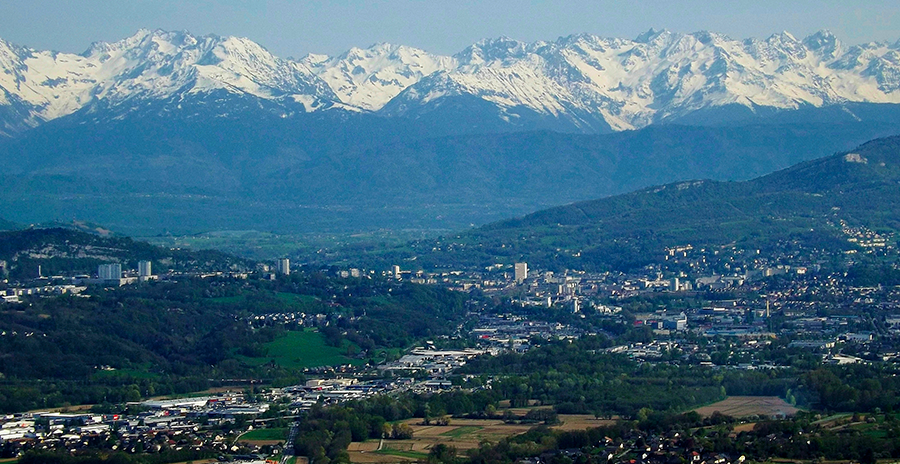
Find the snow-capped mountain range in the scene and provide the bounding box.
[1,28,899,135]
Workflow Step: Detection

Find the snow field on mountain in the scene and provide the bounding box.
[0,28,898,132]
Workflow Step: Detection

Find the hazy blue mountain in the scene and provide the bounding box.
[0,217,17,231]
[387,135,900,271]
[1,100,898,235]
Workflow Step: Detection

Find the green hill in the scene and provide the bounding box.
[389,135,900,271]
[0,229,469,412]
[0,227,251,280]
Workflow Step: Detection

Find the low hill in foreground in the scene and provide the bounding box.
[384,135,900,271]
[0,228,469,412]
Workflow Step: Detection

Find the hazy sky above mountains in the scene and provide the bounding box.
[2,0,898,57]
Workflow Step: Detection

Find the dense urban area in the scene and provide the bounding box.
[0,221,898,464]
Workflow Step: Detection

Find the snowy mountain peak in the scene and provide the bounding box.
[803,30,842,59]
[83,29,191,58]
[769,31,799,42]
[634,28,664,43]
[303,42,454,111]
[2,29,900,135]
[0,29,338,127]
[302,53,330,65]
[455,36,531,65]
[804,29,837,46]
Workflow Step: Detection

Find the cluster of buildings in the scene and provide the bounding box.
[379,347,487,376]
[279,378,416,409]
[75,261,155,286]
[1,284,86,303]
[470,315,584,351]
[384,230,900,365]
[0,260,155,302]
[840,220,893,250]
[0,259,264,301]
[0,393,277,459]
[528,431,748,464]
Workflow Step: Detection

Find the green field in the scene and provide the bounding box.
[238,329,363,369]
[439,426,483,437]
[374,449,429,459]
[848,421,889,439]
[239,427,288,441]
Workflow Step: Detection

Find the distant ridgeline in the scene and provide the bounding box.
[382,135,900,271]
[0,227,250,280]
[2,112,900,235]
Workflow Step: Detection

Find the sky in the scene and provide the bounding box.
[0,0,898,58]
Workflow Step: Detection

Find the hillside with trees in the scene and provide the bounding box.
[376,135,900,271]
[0,230,469,412]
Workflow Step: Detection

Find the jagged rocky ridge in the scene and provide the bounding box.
[1,28,899,135]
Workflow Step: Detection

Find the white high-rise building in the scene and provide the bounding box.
[98,263,122,280]
[514,262,528,283]
[276,258,290,275]
[138,261,152,281]
[670,277,680,292]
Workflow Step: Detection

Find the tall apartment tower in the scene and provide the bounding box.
[514,262,528,283]
[138,261,152,281]
[276,258,290,275]
[98,263,122,280]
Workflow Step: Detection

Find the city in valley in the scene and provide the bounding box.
[0,219,897,464]
[1,5,900,464]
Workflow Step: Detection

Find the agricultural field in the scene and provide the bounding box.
[237,329,364,369]
[238,427,289,445]
[346,413,616,463]
[554,414,616,431]
[693,396,799,418]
